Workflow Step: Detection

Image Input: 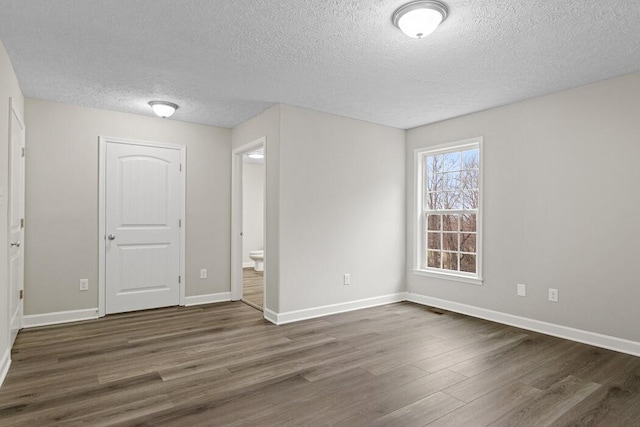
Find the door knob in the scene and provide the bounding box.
[10,241,20,247]
[107,234,116,240]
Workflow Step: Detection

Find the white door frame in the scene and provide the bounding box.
[98,136,186,317]
[231,137,266,304]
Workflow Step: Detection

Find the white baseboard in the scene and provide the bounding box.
[0,349,11,388]
[21,294,232,328]
[184,292,231,307]
[242,262,255,268]
[270,293,407,325]
[406,293,640,357]
[23,308,99,329]
[263,307,278,325]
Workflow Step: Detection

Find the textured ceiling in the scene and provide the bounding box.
[0,0,638,129]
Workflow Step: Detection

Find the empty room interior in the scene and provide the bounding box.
[0,1,639,425]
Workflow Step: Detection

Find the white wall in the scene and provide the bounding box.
[0,40,24,383]
[406,72,640,343]
[279,105,406,313]
[24,99,232,315]
[232,104,406,316]
[242,162,264,265]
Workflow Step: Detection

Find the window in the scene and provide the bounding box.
[414,137,482,284]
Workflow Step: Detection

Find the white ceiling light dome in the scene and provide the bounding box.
[247,151,264,159]
[149,101,179,118]
[392,0,448,39]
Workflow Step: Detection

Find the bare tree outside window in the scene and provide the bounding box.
[423,146,480,275]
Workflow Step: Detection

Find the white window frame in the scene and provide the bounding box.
[413,137,483,285]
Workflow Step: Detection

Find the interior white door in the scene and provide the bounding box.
[8,101,25,344]
[105,142,181,314]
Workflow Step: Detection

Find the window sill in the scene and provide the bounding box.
[412,269,483,286]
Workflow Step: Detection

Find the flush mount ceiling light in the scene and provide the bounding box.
[247,151,264,159]
[149,101,179,118]
[392,0,448,39]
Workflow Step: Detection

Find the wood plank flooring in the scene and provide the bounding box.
[1,302,640,426]
[242,267,263,309]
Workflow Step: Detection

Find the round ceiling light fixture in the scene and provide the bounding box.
[149,101,179,118]
[392,0,448,39]
[247,151,264,159]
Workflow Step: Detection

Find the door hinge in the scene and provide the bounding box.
[20,218,24,228]
[179,219,182,227]
[178,275,181,284]
[19,290,23,299]
[21,147,25,157]
[179,163,182,172]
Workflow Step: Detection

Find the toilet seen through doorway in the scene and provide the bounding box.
[249,250,264,272]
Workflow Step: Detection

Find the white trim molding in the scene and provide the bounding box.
[0,350,11,388]
[406,293,640,357]
[267,293,408,325]
[263,308,278,325]
[243,262,255,268]
[22,308,100,329]
[412,269,483,286]
[184,292,232,307]
[413,137,484,285]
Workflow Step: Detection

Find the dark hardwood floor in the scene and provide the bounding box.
[242,267,263,310]
[1,302,639,426]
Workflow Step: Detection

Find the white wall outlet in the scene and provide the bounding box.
[200,269,208,279]
[344,273,351,285]
[517,283,526,297]
[79,279,89,291]
[548,288,559,302]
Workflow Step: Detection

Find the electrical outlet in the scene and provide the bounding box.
[548,288,559,302]
[200,269,207,279]
[517,283,526,297]
[344,274,351,285]
[79,279,89,291]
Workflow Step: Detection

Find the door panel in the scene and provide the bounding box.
[9,102,25,344]
[120,157,170,225]
[119,244,171,292]
[105,143,181,314]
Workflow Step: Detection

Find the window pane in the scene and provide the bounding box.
[427,251,441,268]
[427,232,441,250]
[460,254,476,273]
[462,149,479,170]
[443,152,461,172]
[443,172,461,190]
[426,192,443,210]
[461,214,476,232]
[443,214,459,231]
[443,191,462,210]
[426,154,443,175]
[442,252,458,271]
[461,233,476,253]
[462,190,479,209]
[461,168,478,190]
[426,173,440,192]
[443,233,459,251]
[427,214,441,231]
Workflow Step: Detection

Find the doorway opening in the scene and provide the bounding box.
[231,137,266,312]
